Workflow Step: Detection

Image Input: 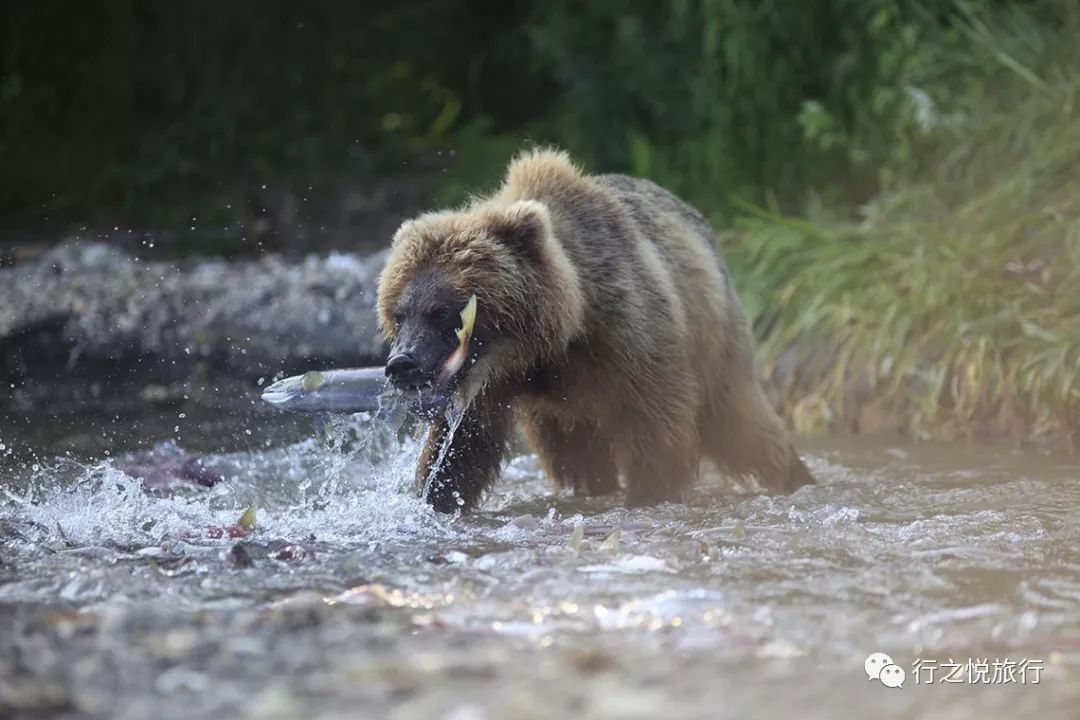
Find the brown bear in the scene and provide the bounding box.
[376,148,813,513]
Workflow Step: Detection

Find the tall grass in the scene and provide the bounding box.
[726,2,1080,449]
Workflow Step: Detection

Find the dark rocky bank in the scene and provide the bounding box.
[0,240,390,458]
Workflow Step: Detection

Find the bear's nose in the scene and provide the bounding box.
[385,353,425,387]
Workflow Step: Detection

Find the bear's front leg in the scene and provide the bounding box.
[416,396,512,513]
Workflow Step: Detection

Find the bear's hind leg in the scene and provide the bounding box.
[700,384,814,492]
[521,414,620,496]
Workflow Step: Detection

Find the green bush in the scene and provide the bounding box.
[526,0,948,217]
[0,1,543,225]
[725,0,1080,448]
[0,1,1021,230]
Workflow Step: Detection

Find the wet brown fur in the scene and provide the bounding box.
[377,148,814,512]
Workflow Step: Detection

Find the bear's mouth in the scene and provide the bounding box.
[399,370,461,417]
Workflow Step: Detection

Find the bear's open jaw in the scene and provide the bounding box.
[404,377,456,416]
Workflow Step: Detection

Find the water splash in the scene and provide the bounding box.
[0,413,445,555]
[419,397,470,508]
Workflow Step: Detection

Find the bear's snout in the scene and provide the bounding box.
[385,352,430,389]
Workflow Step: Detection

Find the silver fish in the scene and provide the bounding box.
[261,367,391,414]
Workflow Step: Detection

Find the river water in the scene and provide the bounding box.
[1,403,1079,719]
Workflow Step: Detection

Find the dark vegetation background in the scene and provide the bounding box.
[2,0,1078,449]
[0,0,992,239]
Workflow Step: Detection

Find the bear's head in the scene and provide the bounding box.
[377,199,584,413]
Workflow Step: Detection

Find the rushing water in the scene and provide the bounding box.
[1,406,1079,719]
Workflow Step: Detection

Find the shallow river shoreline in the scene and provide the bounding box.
[2,414,1079,719]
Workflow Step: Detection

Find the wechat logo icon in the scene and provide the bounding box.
[865,652,905,688]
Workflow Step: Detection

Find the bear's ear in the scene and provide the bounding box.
[483,200,552,259]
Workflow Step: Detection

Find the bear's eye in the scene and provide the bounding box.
[428,306,454,325]
[391,312,405,328]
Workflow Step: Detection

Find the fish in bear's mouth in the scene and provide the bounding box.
[394,294,477,417]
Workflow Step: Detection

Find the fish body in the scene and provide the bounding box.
[262,296,478,419]
[261,367,391,414]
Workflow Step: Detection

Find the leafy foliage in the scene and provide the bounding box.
[526,0,934,212]
[0,0,1005,226]
[726,0,1080,448]
[0,1,543,224]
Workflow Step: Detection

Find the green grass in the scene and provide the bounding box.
[724,5,1080,449]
